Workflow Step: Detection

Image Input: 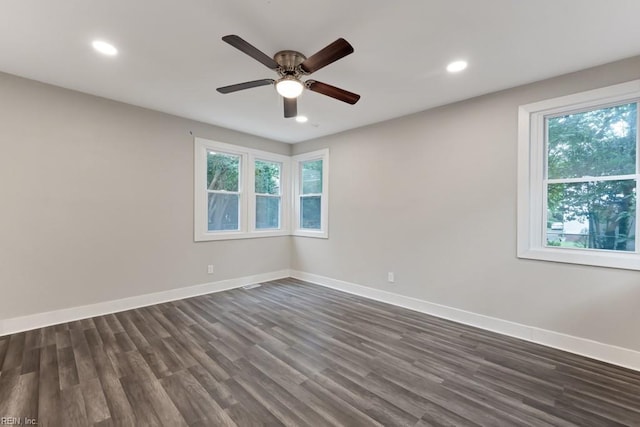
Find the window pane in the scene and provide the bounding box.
[301,196,321,229]
[547,180,636,251]
[208,193,239,231]
[256,196,280,229]
[255,160,281,195]
[207,152,240,191]
[547,103,637,179]
[302,160,323,194]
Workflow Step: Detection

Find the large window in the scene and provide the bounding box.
[293,149,329,238]
[194,139,290,241]
[518,80,640,270]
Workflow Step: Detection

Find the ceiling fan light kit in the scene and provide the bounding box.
[217,35,360,118]
[275,76,304,98]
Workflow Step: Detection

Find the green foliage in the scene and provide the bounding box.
[255,160,280,194]
[546,103,637,251]
[548,103,636,179]
[207,152,239,191]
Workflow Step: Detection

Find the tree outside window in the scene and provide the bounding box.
[545,103,637,252]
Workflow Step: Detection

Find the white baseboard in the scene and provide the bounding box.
[0,270,290,337]
[290,270,640,372]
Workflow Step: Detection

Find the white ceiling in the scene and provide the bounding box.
[2,1,640,143]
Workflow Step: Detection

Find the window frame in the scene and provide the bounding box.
[292,149,330,238]
[194,138,290,241]
[518,79,640,270]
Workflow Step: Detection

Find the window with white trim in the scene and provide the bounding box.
[194,138,290,241]
[293,149,329,238]
[518,80,640,270]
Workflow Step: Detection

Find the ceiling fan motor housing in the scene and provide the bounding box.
[274,50,307,77]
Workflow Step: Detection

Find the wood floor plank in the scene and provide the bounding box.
[160,369,237,426]
[296,376,385,427]
[119,376,166,426]
[80,376,111,425]
[0,337,9,372]
[314,368,420,427]
[61,384,90,427]
[0,369,38,421]
[234,372,319,426]
[55,329,72,350]
[133,378,189,427]
[233,357,332,427]
[188,364,238,409]
[38,344,61,427]
[1,332,25,371]
[57,345,79,390]
[0,370,20,418]
[223,378,283,426]
[87,343,136,425]
[41,326,57,348]
[21,347,40,375]
[69,328,98,383]
[138,344,172,379]
[1,278,640,426]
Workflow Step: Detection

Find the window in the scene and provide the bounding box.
[207,151,241,231]
[518,80,640,270]
[194,138,290,241]
[293,149,329,238]
[254,160,282,230]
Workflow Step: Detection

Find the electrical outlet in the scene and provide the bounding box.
[387,272,395,283]
[207,264,214,274]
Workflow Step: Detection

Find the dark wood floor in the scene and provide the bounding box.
[1,278,640,426]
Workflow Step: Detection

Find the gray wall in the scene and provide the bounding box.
[292,56,640,352]
[0,72,291,319]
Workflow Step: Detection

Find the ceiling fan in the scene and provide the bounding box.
[216,35,361,118]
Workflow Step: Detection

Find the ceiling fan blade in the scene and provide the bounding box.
[300,38,354,74]
[222,35,279,70]
[284,97,297,118]
[217,79,274,94]
[306,80,360,105]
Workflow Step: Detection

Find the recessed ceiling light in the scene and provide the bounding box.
[295,116,308,123]
[92,40,118,56]
[446,60,467,73]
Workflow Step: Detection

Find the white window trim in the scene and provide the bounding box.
[517,79,640,270]
[194,138,290,241]
[292,149,330,239]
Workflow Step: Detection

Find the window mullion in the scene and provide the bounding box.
[546,174,638,185]
[207,190,240,195]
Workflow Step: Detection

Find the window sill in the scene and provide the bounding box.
[195,229,290,242]
[517,246,640,271]
[292,229,328,239]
